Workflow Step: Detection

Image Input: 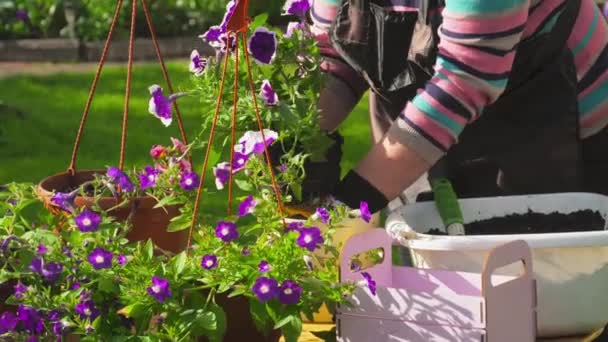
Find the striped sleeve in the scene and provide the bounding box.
[389,0,530,164]
[311,0,369,96]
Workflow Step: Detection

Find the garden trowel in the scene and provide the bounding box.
[431,178,466,236]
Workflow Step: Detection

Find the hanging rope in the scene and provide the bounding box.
[67,0,124,175]
[67,0,191,174]
[186,0,289,253]
[186,48,233,255]
[140,0,191,163]
[227,33,240,216]
[119,0,137,170]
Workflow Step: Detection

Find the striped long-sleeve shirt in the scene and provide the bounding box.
[312,0,608,163]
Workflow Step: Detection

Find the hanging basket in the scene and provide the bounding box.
[37,170,188,254]
[35,0,191,253]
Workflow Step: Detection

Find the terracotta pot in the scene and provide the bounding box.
[0,280,16,314]
[37,170,189,253]
[199,294,281,342]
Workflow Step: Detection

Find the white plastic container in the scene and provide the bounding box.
[385,193,608,338]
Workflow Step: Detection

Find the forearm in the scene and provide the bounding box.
[318,74,365,131]
[355,128,432,201]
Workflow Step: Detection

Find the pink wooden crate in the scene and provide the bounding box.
[337,229,537,342]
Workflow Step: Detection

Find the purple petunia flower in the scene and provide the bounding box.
[26,337,38,342]
[231,152,249,173]
[315,207,330,224]
[238,195,257,217]
[179,172,200,191]
[296,227,324,252]
[241,248,251,256]
[87,248,113,270]
[178,158,193,173]
[283,0,311,17]
[70,282,81,290]
[51,191,77,213]
[37,243,47,255]
[235,129,279,156]
[360,201,372,223]
[285,221,303,233]
[139,166,160,190]
[148,85,186,127]
[150,145,166,159]
[147,276,172,303]
[47,310,61,322]
[200,25,222,47]
[189,49,208,76]
[17,305,43,334]
[279,164,288,173]
[0,311,17,334]
[213,162,231,190]
[74,209,102,233]
[29,257,63,282]
[215,221,239,243]
[219,32,237,54]
[285,21,305,38]
[258,260,270,273]
[260,80,279,106]
[604,2,608,18]
[361,272,377,296]
[117,254,127,266]
[107,166,135,193]
[171,137,188,153]
[15,9,28,21]
[252,276,279,302]
[248,27,278,64]
[14,281,27,299]
[201,254,218,270]
[278,280,302,305]
[53,321,65,337]
[75,300,100,320]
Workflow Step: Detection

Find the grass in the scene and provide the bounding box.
[0,60,372,209]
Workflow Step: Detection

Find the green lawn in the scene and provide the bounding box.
[0,60,371,196]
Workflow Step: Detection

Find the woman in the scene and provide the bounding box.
[312,0,608,213]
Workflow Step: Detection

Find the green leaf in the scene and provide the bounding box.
[167,214,191,232]
[250,13,269,30]
[235,179,254,192]
[153,196,182,209]
[274,314,295,329]
[0,269,14,283]
[173,252,187,276]
[21,229,59,246]
[281,315,303,342]
[117,303,147,319]
[144,239,154,260]
[98,277,118,294]
[291,183,302,202]
[227,287,246,298]
[250,297,272,335]
[191,310,217,335]
[205,303,227,342]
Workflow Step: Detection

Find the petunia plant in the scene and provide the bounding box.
[190,1,337,204]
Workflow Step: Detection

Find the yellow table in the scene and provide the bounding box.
[280,324,601,342]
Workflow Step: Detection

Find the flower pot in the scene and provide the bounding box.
[36,170,189,254]
[386,192,608,338]
[286,208,381,324]
[0,280,16,314]
[199,294,281,342]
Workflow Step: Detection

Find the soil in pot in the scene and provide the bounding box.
[427,210,605,235]
[37,170,189,253]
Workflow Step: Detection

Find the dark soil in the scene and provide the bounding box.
[427,210,605,235]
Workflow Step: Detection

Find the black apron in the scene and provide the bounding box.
[329,0,589,198]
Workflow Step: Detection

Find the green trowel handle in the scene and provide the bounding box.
[431,178,464,227]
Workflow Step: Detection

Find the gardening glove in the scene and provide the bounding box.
[332,169,389,214]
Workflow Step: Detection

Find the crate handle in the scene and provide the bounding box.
[340,229,393,285]
[481,240,533,294]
